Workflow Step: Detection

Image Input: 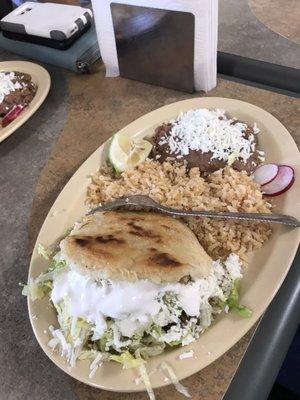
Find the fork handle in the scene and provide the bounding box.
[88,198,300,228]
[154,204,300,227]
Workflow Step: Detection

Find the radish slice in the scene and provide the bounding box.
[262,165,295,196]
[253,164,279,186]
[1,104,25,127]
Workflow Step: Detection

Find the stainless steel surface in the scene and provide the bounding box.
[111,3,195,93]
[88,195,300,227]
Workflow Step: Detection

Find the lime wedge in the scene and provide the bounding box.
[108,133,152,172]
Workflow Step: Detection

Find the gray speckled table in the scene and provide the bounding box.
[219,0,300,69]
[0,54,72,400]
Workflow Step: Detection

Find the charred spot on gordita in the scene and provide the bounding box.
[129,230,145,237]
[95,235,125,244]
[148,247,157,252]
[74,237,89,247]
[127,221,161,239]
[161,224,171,230]
[74,235,124,245]
[127,221,143,230]
[149,252,182,267]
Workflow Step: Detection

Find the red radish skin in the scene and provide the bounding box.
[264,176,295,197]
[1,105,25,127]
[262,165,295,196]
[253,164,279,186]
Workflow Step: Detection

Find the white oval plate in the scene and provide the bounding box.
[28,97,300,392]
[0,61,51,143]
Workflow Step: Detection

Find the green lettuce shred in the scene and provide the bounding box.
[226,280,252,318]
[37,244,52,260]
[135,341,166,359]
[78,350,101,360]
[97,328,113,351]
[21,280,52,301]
[109,351,145,369]
[22,250,67,302]
[48,257,67,273]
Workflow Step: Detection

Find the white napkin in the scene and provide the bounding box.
[91,0,218,92]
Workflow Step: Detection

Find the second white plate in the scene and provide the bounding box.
[0,60,51,143]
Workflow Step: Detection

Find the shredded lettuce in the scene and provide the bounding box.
[23,250,67,302]
[163,292,181,314]
[23,242,251,397]
[78,350,101,360]
[65,227,73,236]
[110,352,156,398]
[226,280,252,318]
[135,343,166,359]
[133,329,166,359]
[55,300,91,342]
[168,340,182,347]
[89,352,105,379]
[37,244,52,260]
[109,351,145,369]
[150,324,162,338]
[160,361,191,398]
[139,364,156,400]
[47,303,92,367]
[97,328,113,352]
[21,279,52,301]
[48,256,67,273]
[230,303,252,318]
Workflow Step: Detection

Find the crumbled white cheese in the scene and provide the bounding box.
[179,350,194,360]
[182,333,196,346]
[224,253,243,281]
[253,123,260,134]
[212,253,243,297]
[0,72,23,104]
[158,108,259,163]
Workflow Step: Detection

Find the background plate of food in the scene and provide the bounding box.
[25,97,300,396]
[0,60,50,143]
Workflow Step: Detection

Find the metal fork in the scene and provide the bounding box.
[87,195,300,227]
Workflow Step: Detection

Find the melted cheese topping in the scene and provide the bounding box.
[0,72,22,104]
[158,108,260,163]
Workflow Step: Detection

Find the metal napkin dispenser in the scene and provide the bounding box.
[111,3,195,93]
[92,0,218,92]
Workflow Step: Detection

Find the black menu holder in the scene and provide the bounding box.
[111,3,195,93]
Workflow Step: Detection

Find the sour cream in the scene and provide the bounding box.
[51,268,222,338]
